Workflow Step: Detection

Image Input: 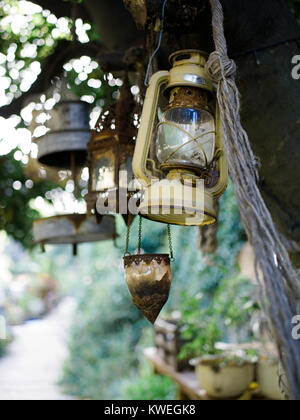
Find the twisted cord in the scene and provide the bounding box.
[206,0,300,399]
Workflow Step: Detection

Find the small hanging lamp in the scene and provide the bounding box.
[35,78,91,169]
[33,214,116,256]
[85,77,140,225]
[33,77,117,254]
[132,50,228,226]
[123,217,173,324]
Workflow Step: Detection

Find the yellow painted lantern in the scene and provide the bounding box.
[132,50,228,226]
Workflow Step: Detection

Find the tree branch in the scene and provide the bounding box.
[30,0,92,21]
[0,40,101,119]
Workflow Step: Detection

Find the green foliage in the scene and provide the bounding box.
[0,0,69,102]
[0,1,255,400]
[174,184,256,360]
[0,0,118,248]
[213,274,258,331]
[179,295,222,359]
[0,149,57,248]
[123,373,177,401]
[179,273,258,360]
[179,276,257,360]
[61,217,169,400]
[0,338,8,357]
[164,182,246,312]
[61,184,249,400]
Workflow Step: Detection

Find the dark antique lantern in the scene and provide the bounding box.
[35,79,91,170]
[85,77,139,224]
[33,78,117,254]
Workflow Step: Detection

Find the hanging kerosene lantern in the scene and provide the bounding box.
[123,217,173,324]
[85,77,140,224]
[35,78,91,169]
[132,50,228,226]
[33,77,117,254]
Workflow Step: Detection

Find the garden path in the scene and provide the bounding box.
[0,298,75,400]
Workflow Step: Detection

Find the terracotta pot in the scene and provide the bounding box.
[257,361,286,400]
[193,357,255,399]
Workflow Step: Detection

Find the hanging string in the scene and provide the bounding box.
[206,0,300,399]
[144,0,168,86]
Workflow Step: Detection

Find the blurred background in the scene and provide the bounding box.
[0,0,298,401]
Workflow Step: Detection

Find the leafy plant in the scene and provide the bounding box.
[179,295,222,360]
[123,373,177,401]
[179,274,258,360]
[61,217,169,400]
[0,149,58,248]
[177,184,257,361]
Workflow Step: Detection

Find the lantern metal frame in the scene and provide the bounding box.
[86,79,140,220]
[132,50,229,226]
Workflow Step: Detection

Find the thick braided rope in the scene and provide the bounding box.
[206,0,300,399]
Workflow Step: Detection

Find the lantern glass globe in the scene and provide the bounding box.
[156,106,216,169]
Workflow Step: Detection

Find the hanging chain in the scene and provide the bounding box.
[138,215,143,254]
[168,224,175,262]
[124,220,131,256]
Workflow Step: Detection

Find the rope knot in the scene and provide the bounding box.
[205,51,237,83]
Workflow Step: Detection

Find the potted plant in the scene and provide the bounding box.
[251,314,287,400]
[179,275,259,398]
[180,315,257,399]
[256,343,287,400]
[257,358,285,400]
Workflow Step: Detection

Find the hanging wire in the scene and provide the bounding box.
[138,216,143,254]
[168,224,175,262]
[124,220,131,256]
[144,0,168,86]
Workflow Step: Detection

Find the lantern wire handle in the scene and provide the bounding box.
[144,0,168,87]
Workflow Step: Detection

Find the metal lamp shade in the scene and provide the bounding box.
[33,214,116,247]
[35,101,91,169]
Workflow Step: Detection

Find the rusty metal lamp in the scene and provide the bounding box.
[123,217,173,324]
[86,78,139,224]
[33,78,117,255]
[35,79,91,170]
[132,50,228,226]
[33,214,116,255]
